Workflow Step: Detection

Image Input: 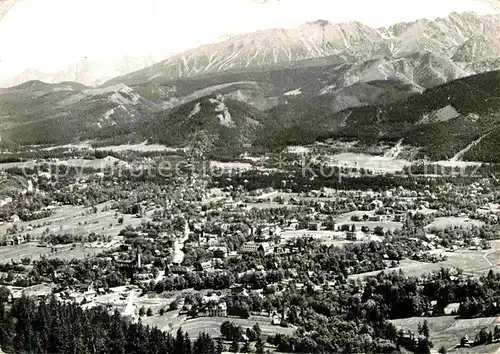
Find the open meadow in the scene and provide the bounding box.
[0,243,112,264]
[441,250,496,276]
[391,316,500,352]
[150,315,296,339]
[246,202,297,210]
[336,210,403,230]
[326,152,410,173]
[0,244,47,263]
[348,260,444,280]
[95,142,178,152]
[39,141,180,153]
[0,156,129,170]
[350,249,500,280]
[0,202,150,263]
[1,202,144,239]
[46,244,104,261]
[425,217,485,230]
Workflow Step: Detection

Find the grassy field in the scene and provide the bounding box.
[95,142,176,152]
[143,315,295,339]
[336,211,403,230]
[46,245,103,261]
[0,202,149,263]
[0,244,47,263]
[39,141,180,152]
[391,316,500,352]
[329,152,410,173]
[2,202,144,239]
[0,243,108,263]
[0,156,128,170]
[246,202,297,210]
[425,217,485,230]
[453,342,500,353]
[210,161,253,171]
[349,249,500,280]
[348,260,444,280]
[440,251,495,275]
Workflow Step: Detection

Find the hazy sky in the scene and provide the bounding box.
[0,0,498,78]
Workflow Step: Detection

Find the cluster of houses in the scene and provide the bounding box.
[3,169,500,334]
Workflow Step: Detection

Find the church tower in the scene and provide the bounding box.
[136,247,142,268]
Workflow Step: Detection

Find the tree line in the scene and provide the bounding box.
[0,288,221,354]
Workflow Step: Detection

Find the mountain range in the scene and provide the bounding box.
[0,52,173,88]
[106,12,500,87]
[1,11,500,162]
[3,12,500,89]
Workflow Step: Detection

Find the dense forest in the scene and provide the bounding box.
[0,288,217,354]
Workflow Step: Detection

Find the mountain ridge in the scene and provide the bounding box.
[105,11,500,87]
[3,12,498,90]
[256,70,500,161]
[0,52,174,88]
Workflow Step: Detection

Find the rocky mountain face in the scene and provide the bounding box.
[452,35,500,62]
[107,12,500,88]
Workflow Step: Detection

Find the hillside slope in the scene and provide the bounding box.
[140,95,265,158]
[258,70,500,161]
[0,82,159,145]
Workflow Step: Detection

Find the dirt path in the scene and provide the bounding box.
[450,131,493,162]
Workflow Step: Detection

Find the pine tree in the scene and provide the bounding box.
[0,296,185,354]
[220,320,233,339]
[422,320,430,338]
[75,336,91,354]
[108,311,126,354]
[193,332,215,353]
[47,312,63,354]
[230,339,240,353]
[256,337,265,354]
[495,325,500,340]
[216,338,224,354]
[241,340,250,353]
[252,323,262,339]
[12,296,36,353]
[34,300,49,353]
[184,331,192,354]
[175,327,185,354]
[0,300,13,352]
[246,328,257,342]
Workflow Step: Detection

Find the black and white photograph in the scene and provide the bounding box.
[0,0,500,353]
